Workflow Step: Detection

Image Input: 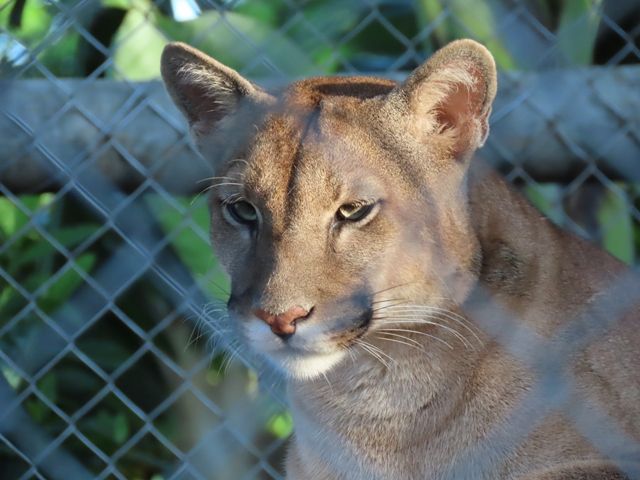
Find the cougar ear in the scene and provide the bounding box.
[389,39,497,159]
[161,42,264,138]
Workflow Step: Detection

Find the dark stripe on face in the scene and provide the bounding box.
[282,109,321,230]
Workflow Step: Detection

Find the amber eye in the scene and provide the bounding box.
[336,202,375,222]
[225,200,258,225]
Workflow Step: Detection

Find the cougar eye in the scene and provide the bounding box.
[336,202,375,222]
[224,200,258,225]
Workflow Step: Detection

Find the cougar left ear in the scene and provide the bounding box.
[161,42,268,140]
[388,39,497,159]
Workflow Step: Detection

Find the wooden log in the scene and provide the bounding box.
[1,66,639,195]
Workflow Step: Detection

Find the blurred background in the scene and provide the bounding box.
[1,0,639,479]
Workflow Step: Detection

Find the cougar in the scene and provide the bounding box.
[161,39,640,479]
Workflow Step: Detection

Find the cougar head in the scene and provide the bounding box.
[161,40,497,380]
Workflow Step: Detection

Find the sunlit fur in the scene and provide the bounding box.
[162,39,640,480]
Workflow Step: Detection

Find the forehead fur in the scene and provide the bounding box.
[230,77,400,224]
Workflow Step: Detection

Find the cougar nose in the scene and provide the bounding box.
[253,306,311,340]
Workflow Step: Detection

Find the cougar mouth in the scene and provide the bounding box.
[330,308,373,347]
[240,304,375,379]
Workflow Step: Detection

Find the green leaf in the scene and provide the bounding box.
[0,197,17,236]
[146,195,229,300]
[77,339,133,370]
[266,411,293,439]
[233,1,280,25]
[51,225,101,249]
[524,184,564,224]
[0,0,84,76]
[25,396,50,423]
[112,3,167,80]
[0,286,16,318]
[101,0,135,9]
[146,197,210,276]
[0,0,51,39]
[11,224,99,271]
[0,194,48,239]
[2,366,22,390]
[37,372,58,404]
[22,272,49,293]
[38,253,97,312]
[557,0,602,66]
[11,241,55,271]
[414,0,516,69]
[56,367,102,394]
[598,187,633,264]
[289,0,368,70]
[415,0,449,53]
[83,409,122,445]
[113,412,130,443]
[154,10,319,78]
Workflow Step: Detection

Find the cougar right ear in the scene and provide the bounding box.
[386,39,497,160]
[161,42,267,139]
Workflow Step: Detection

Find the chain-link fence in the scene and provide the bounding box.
[1,1,639,479]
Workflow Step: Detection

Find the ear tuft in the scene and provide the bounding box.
[160,42,259,138]
[393,39,497,159]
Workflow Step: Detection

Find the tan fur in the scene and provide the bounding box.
[161,40,640,479]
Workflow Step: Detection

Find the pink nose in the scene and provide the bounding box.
[253,306,310,338]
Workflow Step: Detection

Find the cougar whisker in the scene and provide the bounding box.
[372,326,454,350]
[374,315,472,349]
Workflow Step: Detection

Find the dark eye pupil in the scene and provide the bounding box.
[228,201,257,224]
[337,203,373,222]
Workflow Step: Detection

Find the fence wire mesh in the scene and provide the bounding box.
[1,0,639,479]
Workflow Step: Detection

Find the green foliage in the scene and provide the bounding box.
[557,0,603,65]
[0,196,160,475]
[0,201,98,316]
[112,3,168,80]
[523,182,636,265]
[524,184,565,224]
[416,0,517,69]
[416,0,606,70]
[598,185,634,264]
[0,192,276,477]
[0,0,82,75]
[267,411,294,438]
[1,0,612,78]
[146,194,229,300]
